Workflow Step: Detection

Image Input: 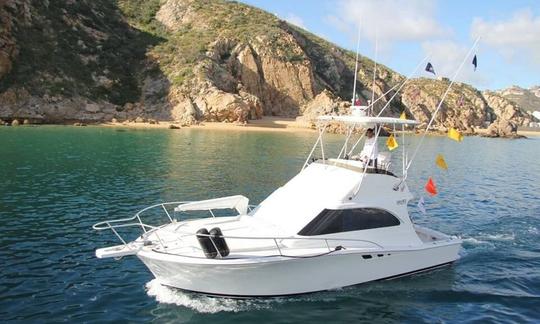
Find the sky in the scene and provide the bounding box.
[239,0,540,90]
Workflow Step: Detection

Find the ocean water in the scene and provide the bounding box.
[0,126,539,323]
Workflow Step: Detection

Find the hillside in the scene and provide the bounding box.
[497,86,540,114]
[0,0,534,136]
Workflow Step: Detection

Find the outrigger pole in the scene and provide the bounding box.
[404,36,481,176]
[376,55,430,118]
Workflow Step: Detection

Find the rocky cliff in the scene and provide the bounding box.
[0,0,534,136]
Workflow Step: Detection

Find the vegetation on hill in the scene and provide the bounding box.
[0,0,164,106]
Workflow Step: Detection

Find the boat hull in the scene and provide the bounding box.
[137,241,461,297]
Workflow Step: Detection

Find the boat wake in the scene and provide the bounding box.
[477,233,516,241]
[463,232,515,245]
[462,237,490,245]
[145,279,273,313]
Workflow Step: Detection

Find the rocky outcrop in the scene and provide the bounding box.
[483,119,524,138]
[296,90,348,123]
[481,91,532,137]
[496,85,540,115]
[295,89,352,133]
[483,91,531,126]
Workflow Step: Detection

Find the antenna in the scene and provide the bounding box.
[351,22,362,106]
[370,27,378,116]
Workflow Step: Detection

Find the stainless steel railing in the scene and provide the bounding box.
[93,201,385,258]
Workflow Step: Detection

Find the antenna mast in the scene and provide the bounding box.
[370,27,378,116]
[351,23,362,106]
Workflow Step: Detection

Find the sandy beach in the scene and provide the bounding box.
[97,117,540,137]
[100,117,317,133]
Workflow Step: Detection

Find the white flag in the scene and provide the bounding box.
[417,196,426,215]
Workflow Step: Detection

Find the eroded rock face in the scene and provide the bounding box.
[479,91,531,138]
[297,90,347,122]
[200,36,317,118]
[401,79,490,134]
[295,89,352,133]
[482,91,531,126]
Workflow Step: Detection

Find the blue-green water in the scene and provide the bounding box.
[1,126,539,323]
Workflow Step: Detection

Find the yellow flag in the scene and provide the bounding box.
[448,128,464,142]
[400,111,406,120]
[435,154,448,170]
[386,134,399,151]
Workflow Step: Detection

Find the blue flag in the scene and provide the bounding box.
[472,55,478,71]
[425,62,436,75]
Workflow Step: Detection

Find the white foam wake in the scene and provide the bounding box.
[145,279,271,313]
[462,237,489,245]
[478,233,515,241]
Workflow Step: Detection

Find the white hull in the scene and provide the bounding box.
[138,241,461,297]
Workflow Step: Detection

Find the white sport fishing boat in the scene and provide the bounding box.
[93,28,481,296]
[93,107,462,297]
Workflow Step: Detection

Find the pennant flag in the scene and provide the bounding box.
[448,127,464,142]
[425,62,436,75]
[354,93,361,106]
[425,177,438,196]
[472,55,477,71]
[417,196,426,214]
[435,154,448,170]
[400,111,406,120]
[386,134,399,151]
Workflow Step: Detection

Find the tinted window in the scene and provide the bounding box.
[298,208,400,236]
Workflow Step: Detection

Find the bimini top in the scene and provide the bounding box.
[317,115,419,127]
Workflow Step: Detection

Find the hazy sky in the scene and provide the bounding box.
[239,0,540,90]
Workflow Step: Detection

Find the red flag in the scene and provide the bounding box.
[354,93,361,106]
[425,177,438,196]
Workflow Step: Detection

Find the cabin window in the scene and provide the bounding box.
[298,208,401,236]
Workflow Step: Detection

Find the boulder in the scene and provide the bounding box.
[296,89,349,130]
[483,119,525,138]
[196,88,253,122]
[134,116,146,123]
[11,119,20,126]
[168,124,180,129]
